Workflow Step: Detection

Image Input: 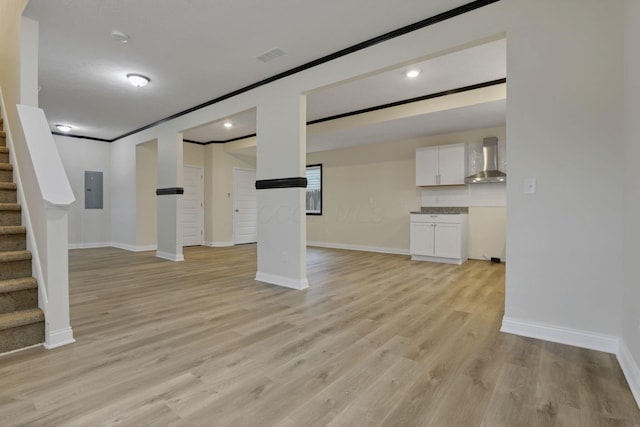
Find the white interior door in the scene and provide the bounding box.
[233,168,257,244]
[183,165,204,246]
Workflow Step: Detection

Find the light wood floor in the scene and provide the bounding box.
[1,245,638,426]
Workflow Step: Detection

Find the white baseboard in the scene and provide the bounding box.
[255,271,309,290]
[411,254,465,265]
[134,245,157,252]
[156,251,185,262]
[618,340,640,409]
[44,326,75,350]
[501,316,619,354]
[108,242,157,252]
[68,242,112,250]
[307,241,409,256]
[204,241,234,247]
[110,242,139,252]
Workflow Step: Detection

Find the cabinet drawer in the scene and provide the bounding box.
[410,214,464,224]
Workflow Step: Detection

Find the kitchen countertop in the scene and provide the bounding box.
[410,207,469,214]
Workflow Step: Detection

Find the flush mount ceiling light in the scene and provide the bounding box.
[110,30,130,43]
[56,124,72,132]
[223,122,233,128]
[406,69,421,78]
[126,73,150,87]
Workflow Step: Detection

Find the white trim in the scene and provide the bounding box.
[68,242,112,250]
[255,271,309,290]
[44,326,75,349]
[134,245,157,252]
[156,250,185,262]
[618,340,640,409]
[410,254,464,265]
[110,241,140,252]
[204,241,234,247]
[501,316,619,354]
[307,241,409,256]
[69,242,157,252]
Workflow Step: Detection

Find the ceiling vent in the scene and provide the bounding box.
[255,47,286,63]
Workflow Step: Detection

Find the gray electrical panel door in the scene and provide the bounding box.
[85,171,103,209]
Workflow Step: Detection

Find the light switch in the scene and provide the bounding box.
[524,178,537,194]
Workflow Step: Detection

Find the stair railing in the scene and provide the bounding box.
[1,88,76,349]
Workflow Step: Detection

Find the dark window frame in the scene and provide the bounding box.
[306,164,322,216]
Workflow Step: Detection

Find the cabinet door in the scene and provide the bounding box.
[410,222,435,256]
[437,143,465,185]
[415,147,438,186]
[433,223,460,258]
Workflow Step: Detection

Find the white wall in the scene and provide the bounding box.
[622,0,640,405]
[54,135,111,248]
[110,137,137,250]
[503,0,624,343]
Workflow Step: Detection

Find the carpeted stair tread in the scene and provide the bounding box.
[0,226,25,235]
[0,277,37,294]
[0,147,8,153]
[0,203,20,211]
[0,308,43,331]
[0,203,21,227]
[0,182,17,190]
[0,250,31,262]
[0,225,25,234]
[0,163,12,171]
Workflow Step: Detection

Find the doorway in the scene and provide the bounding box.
[233,168,257,244]
[183,165,204,246]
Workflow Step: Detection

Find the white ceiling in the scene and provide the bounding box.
[23,0,506,148]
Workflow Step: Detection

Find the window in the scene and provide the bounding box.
[306,164,322,215]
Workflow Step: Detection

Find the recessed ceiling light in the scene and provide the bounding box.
[56,124,72,132]
[223,122,233,128]
[406,69,421,78]
[111,30,130,43]
[127,73,150,87]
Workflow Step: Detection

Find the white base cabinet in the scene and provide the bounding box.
[410,214,468,264]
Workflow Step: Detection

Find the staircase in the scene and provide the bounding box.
[0,116,45,354]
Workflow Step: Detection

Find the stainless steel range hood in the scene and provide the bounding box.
[464,137,506,184]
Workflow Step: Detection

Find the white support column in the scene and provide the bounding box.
[156,131,184,261]
[255,92,308,289]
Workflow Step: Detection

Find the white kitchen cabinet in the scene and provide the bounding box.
[410,214,468,264]
[415,143,466,186]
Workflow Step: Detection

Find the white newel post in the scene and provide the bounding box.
[15,104,76,349]
[255,92,308,289]
[44,206,74,348]
[156,131,184,261]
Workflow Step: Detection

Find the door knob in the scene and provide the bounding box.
[235,209,239,212]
